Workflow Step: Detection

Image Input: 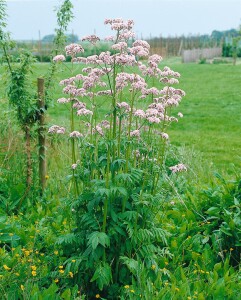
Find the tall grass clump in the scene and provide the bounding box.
[49,18,187,299]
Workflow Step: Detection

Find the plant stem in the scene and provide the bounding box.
[125,90,135,172]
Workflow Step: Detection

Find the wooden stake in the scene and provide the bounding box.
[37,78,46,195]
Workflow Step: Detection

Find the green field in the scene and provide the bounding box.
[2,59,240,174]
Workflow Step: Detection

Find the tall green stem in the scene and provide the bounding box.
[125,90,135,172]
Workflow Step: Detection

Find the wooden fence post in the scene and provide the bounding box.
[37,78,46,195]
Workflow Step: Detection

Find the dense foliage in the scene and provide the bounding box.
[0,1,240,299]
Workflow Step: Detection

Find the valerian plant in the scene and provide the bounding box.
[50,18,187,299]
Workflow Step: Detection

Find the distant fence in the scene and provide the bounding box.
[182,47,222,63]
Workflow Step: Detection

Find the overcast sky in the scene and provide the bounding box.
[5,0,241,40]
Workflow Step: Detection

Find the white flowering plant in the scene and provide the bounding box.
[51,18,187,298]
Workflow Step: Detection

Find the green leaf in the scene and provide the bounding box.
[220,226,232,236]
[110,186,128,197]
[202,236,210,244]
[61,289,71,300]
[120,256,139,274]
[87,231,110,250]
[90,262,112,290]
[206,207,220,216]
[95,188,110,198]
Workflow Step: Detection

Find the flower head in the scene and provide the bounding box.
[65,43,84,57]
[169,163,187,173]
[82,34,100,44]
[48,125,65,134]
[53,55,66,62]
[69,131,83,138]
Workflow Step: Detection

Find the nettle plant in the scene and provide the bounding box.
[50,18,186,299]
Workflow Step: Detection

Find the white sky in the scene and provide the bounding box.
[5,0,241,40]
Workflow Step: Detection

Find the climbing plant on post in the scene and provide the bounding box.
[37,78,46,195]
[1,0,74,200]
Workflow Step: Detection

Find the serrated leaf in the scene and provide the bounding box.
[87,231,110,250]
[90,263,112,290]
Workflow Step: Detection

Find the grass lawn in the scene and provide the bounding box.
[1,58,240,174]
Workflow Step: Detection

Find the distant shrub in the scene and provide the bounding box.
[199,57,207,64]
[212,58,230,64]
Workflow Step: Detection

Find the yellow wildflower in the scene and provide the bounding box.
[151,264,156,270]
[71,259,76,262]
[31,265,37,271]
[54,279,59,283]
[15,272,20,276]
[130,289,135,293]
[31,270,37,276]
[9,233,14,236]
[124,285,130,289]
[59,269,64,274]
[24,250,30,257]
[20,285,24,291]
[35,251,39,254]
[59,265,64,269]
[164,261,169,265]
[45,175,49,179]
[230,248,234,251]
[3,265,11,271]
[95,294,100,299]
[54,251,59,255]
[62,221,67,225]
[187,297,191,300]
[69,271,74,278]
[175,287,180,292]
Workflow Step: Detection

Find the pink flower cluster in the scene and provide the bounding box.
[104,18,134,31]
[77,108,93,116]
[169,163,187,173]
[53,55,66,62]
[116,72,147,91]
[117,102,130,111]
[57,97,70,104]
[112,42,128,52]
[48,125,65,134]
[133,109,146,118]
[65,43,84,57]
[69,131,83,138]
[130,129,140,137]
[82,35,100,44]
[51,17,186,157]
